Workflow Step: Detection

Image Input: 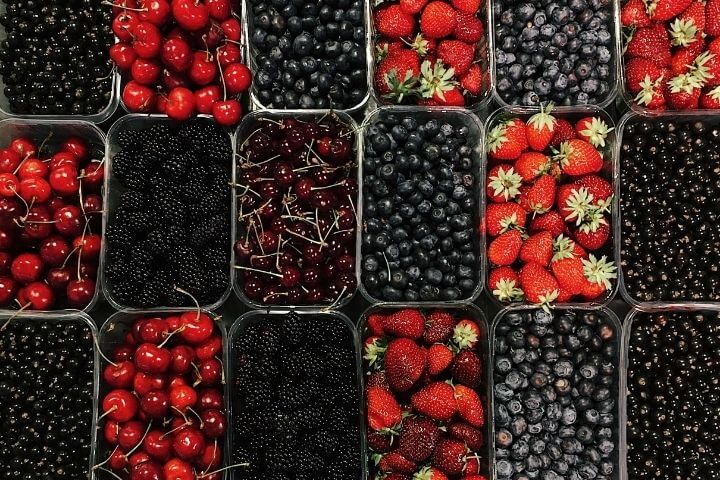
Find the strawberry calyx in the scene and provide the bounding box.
[582,254,617,290]
[669,18,699,47]
[498,212,525,235]
[536,289,559,313]
[527,101,556,133]
[363,337,388,370]
[487,121,512,154]
[384,69,419,102]
[579,117,614,148]
[489,166,522,201]
[634,74,665,106]
[708,85,720,101]
[419,59,456,100]
[668,71,705,94]
[492,278,524,302]
[564,187,595,225]
[413,466,441,480]
[452,322,478,350]
[552,234,577,262]
[577,208,608,234]
[407,34,432,56]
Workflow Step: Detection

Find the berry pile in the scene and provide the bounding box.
[493,0,615,106]
[372,0,488,107]
[104,120,231,309]
[493,309,618,480]
[234,114,358,307]
[626,311,720,479]
[0,134,103,310]
[622,0,720,110]
[363,308,488,480]
[0,0,113,115]
[111,0,250,125]
[619,118,720,302]
[249,0,368,109]
[0,318,95,479]
[486,107,616,307]
[361,112,480,303]
[232,312,362,480]
[98,311,226,480]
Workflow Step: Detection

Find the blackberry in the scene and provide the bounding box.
[156,194,186,225]
[105,223,133,248]
[144,138,171,161]
[179,121,232,164]
[110,279,138,304]
[116,129,148,150]
[161,153,192,180]
[118,190,146,211]
[123,210,154,235]
[145,229,173,256]
[104,258,131,282]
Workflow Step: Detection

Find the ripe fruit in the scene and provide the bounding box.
[385,337,426,392]
[421,1,457,39]
[411,381,457,421]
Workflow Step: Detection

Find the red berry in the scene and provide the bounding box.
[171,0,210,31]
[130,57,162,85]
[110,42,138,71]
[161,37,192,72]
[188,51,217,85]
[172,427,205,460]
[194,85,221,114]
[103,360,136,389]
[11,253,42,284]
[131,21,162,59]
[102,389,139,422]
[212,99,242,126]
[123,80,157,112]
[166,87,196,120]
[49,165,80,196]
[223,63,252,94]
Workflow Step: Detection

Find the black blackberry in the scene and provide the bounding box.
[104,258,131,282]
[179,121,232,164]
[105,223,133,248]
[111,278,138,303]
[145,229,173,256]
[161,153,192,180]
[123,210,154,235]
[118,190,146,211]
[190,214,226,247]
[116,129,148,150]
[156,194,186,225]
[144,139,171,162]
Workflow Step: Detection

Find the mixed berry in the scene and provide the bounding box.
[620,118,720,302]
[233,114,358,307]
[372,0,489,107]
[361,111,480,303]
[363,307,488,480]
[104,120,231,309]
[111,0,250,125]
[622,0,720,110]
[493,309,619,480]
[98,311,226,480]
[0,133,103,310]
[0,0,114,115]
[0,317,95,479]
[248,0,368,110]
[486,106,616,308]
[492,0,615,106]
[232,312,362,480]
[626,311,720,479]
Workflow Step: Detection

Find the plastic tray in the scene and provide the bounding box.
[102,114,235,312]
[483,105,619,309]
[228,309,366,480]
[242,0,373,115]
[615,111,720,310]
[357,302,492,480]
[232,110,360,310]
[488,0,622,110]
[94,308,230,480]
[357,105,486,305]
[490,305,622,480]
[0,118,107,314]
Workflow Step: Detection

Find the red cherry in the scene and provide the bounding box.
[117,420,145,450]
[169,344,195,373]
[217,42,241,67]
[161,37,192,72]
[133,371,166,396]
[78,262,98,280]
[103,360,136,388]
[200,408,226,438]
[196,22,224,48]
[0,276,17,305]
[212,99,242,126]
[82,193,103,214]
[172,427,205,460]
[140,389,170,419]
[123,80,157,112]
[17,158,48,179]
[128,451,152,468]
[166,315,182,331]
[169,384,197,411]
[130,460,163,480]
[162,68,189,90]
[197,388,223,410]
[47,196,67,213]
[135,343,172,374]
[11,253,42,284]
[49,165,80,196]
[131,57,162,85]
[10,138,36,159]
[179,311,215,344]
[172,0,210,30]
[0,148,21,173]
[0,173,18,197]
[223,63,252,94]
[157,95,168,113]
[144,430,172,462]
[110,42,138,71]
[138,317,169,344]
[113,345,135,362]
[0,252,11,274]
[102,389,139,422]
[132,21,162,59]
[66,278,96,307]
[113,10,140,42]
[163,458,194,480]
[18,177,51,203]
[109,447,129,471]
[206,0,231,20]
[195,334,222,360]
[188,51,217,86]
[138,0,171,25]
[60,137,89,161]
[81,160,104,190]
[197,357,222,386]
[196,442,222,471]
[49,151,78,170]
[166,26,191,42]
[220,17,241,41]
[53,205,83,236]
[46,267,71,290]
[194,85,221,114]
[168,375,187,389]
[73,233,102,259]
[104,419,120,445]
[166,87,196,121]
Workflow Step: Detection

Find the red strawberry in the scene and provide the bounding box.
[454,12,484,43]
[415,467,449,480]
[621,0,651,27]
[485,202,527,237]
[448,422,484,451]
[421,1,457,39]
[437,40,474,76]
[454,384,484,427]
[487,119,528,161]
[411,381,457,421]
[519,230,554,267]
[427,343,454,376]
[626,24,672,67]
[368,431,393,452]
[384,475,411,480]
[581,254,617,297]
[452,349,482,388]
[487,229,523,266]
[424,310,456,344]
[488,266,522,302]
[376,40,406,61]
[519,262,560,308]
[519,175,556,213]
[581,279,606,300]
[554,139,603,176]
[574,175,613,206]
[671,48,697,76]
[670,1,705,47]
[398,416,440,462]
[549,118,577,147]
[666,73,702,109]
[514,152,551,182]
[400,0,429,15]
[575,117,613,148]
[556,286,574,303]
[526,103,557,151]
[432,438,468,475]
[367,313,386,336]
[367,386,402,432]
[464,475,489,480]
[452,319,480,350]
[384,309,425,339]
[707,0,720,36]
[553,234,587,262]
[377,451,417,473]
[701,85,720,108]
[433,86,466,106]
[385,338,427,392]
[460,64,484,96]
[556,184,579,221]
[451,0,480,14]
[375,49,421,101]
[648,0,693,21]
[364,336,387,370]
[375,4,415,39]
[575,218,611,250]
[550,256,586,295]
[487,164,522,203]
[626,57,665,92]
[367,371,391,391]
[529,211,565,237]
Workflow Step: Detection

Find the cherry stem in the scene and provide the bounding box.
[94,332,117,367]
[304,139,315,164]
[314,208,324,248]
[101,0,147,11]
[174,286,201,323]
[0,302,31,331]
[311,180,346,191]
[203,440,219,475]
[37,132,53,157]
[160,420,191,440]
[263,291,288,302]
[187,406,204,428]
[158,325,186,348]
[252,221,266,255]
[284,228,322,245]
[172,405,190,423]
[216,48,228,101]
[234,265,282,278]
[231,182,260,197]
[61,245,81,268]
[198,463,251,478]
[95,466,125,480]
[323,285,348,312]
[125,420,152,457]
[275,234,283,271]
[96,405,118,421]
[91,445,119,470]
[293,164,325,172]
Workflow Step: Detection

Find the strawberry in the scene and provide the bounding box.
[433,86,466,106]
[556,286,574,303]
[454,13,484,43]
[553,234,587,262]
[488,266,523,302]
[621,0,651,27]
[548,118,577,147]
[670,1,705,47]
[384,309,425,339]
[550,256,586,295]
[452,319,480,350]
[375,4,415,40]
[409,34,437,56]
[648,0,693,21]
[377,451,417,474]
[400,0,429,15]
[519,230,553,267]
[463,475,489,480]
[367,313,386,336]
[671,47,698,76]
[448,422,484,451]
[485,202,527,237]
[519,175,556,213]
[487,164,522,203]
[575,117,613,148]
[414,466,449,480]
[556,184,579,221]
[385,338,427,393]
[554,139,603,176]
[411,381,457,421]
[666,73,703,109]
[452,349,482,388]
[420,1,457,39]
[367,386,402,432]
[427,343,454,376]
[701,51,720,88]
[519,262,560,308]
[487,229,523,266]
[514,152,551,181]
[626,24,672,67]
[633,72,668,109]
[368,431,393,452]
[437,40,474,76]
[581,279,606,300]
[460,64,483,96]
[575,175,613,207]
[376,41,406,61]
[454,384,484,427]
[625,57,665,93]
[574,215,611,250]
[375,49,422,101]
[529,211,565,237]
[487,119,528,161]
[526,103,557,151]
[431,438,468,475]
[707,0,720,36]
[424,310,456,344]
[701,85,720,108]
[582,254,617,295]
[451,0,480,14]
[364,336,387,370]
[398,417,440,462]
[367,371,391,391]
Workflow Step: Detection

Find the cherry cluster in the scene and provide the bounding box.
[99,311,228,480]
[233,115,358,306]
[110,0,251,125]
[0,135,103,310]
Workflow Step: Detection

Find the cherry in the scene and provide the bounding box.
[18,177,52,203]
[168,375,187,389]
[306,287,326,303]
[9,138,36,159]
[0,252,11,274]
[109,448,129,471]
[206,0,231,20]
[113,10,140,42]
[53,205,83,236]
[72,232,102,259]
[103,360,136,388]
[0,276,16,305]
[82,160,105,190]
[195,334,222,360]
[172,427,205,460]
[102,389,139,422]
[0,199,21,229]
[47,196,67,213]
[123,80,157,112]
[128,451,152,468]
[200,408,226,438]
[166,87,196,121]
[140,389,170,418]
[162,68,189,89]
[243,275,264,300]
[212,99,242,126]
[188,51,217,86]
[179,311,215,344]
[169,344,195,373]
[197,442,222,471]
[196,357,222,386]
[223,63,252,94]
[24,205,53,240]
[110,42,138,71]
[197,388,223,411]
[219,16,240,40]
[82,193,103,214]
[302,244,325,266]
[336,254,355,272]
[169,384,197,411]
[194,85,221,114]
[133,371,166,396]
[11,253,42,284]
[50,152,78,170]
[161,37,192,72]
[172,0,210,30]
[118,420,146,450]
[311,190,336,211]
[217,42,241,67]
[138,0,171,26]
[130,460,163,480]
[132,21,162,59]
[66,278,96,307]
[143,430,172,462]
[287,286,306,303]
[139,317,169,344]
[156,95,167,114]
[193,21,223,48]
[104,419,120,445]
[113,345,135,362]
[135,343,172,374]
[163,458,194,480]
[78,262,97,280]
[0,148,20,173]
[49,165,80,196]
[131,57,162,85]
[302,267,321,287]
[0,173,18,197]
[166,315,182,331]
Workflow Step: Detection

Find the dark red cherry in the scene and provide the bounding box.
[303,244,325,266]
[274,161,296,188]
[302,267,321,287]
[295,177,315,200]
[243,276,264,300]
[336,254,355,273]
